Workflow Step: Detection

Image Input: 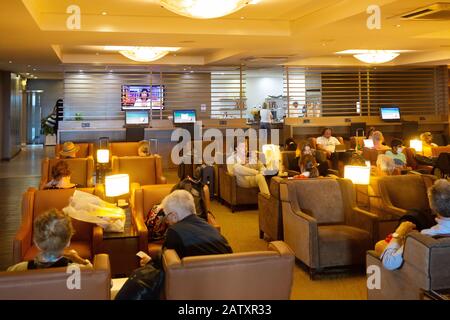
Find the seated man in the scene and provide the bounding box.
[375,179,450,270]
[226,139,270,196]
[115,190,232,300]
[316,127,341,170]
[385,139,408,170]
[372,131,390,151]
[8,209,91,271]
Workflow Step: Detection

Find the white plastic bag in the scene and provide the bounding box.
[63,190,126,233]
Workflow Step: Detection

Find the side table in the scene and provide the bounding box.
[101,208,140,278]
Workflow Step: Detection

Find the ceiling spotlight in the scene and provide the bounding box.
[9,61,12,64]
[160,0,255,19]
[79,70,83,73]
[33,68,36,71]
[102,11,107,15]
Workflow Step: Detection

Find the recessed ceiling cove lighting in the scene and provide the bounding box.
[336,50,407,64]
[104,46,180,62]
[160,0,259,19]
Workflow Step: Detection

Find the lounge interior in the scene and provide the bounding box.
[0,0,449,300]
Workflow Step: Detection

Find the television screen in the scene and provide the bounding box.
[380,107,401,121]
[173,110,196,124]
[121,85,164,110]
[125,110,149,126]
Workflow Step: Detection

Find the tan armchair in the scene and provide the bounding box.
[218,165,259,212]
[162,241,294,300]
[432,145,450,157]
[0,254,111,300]
[362,147,388,166]
[132,184,220,259]
[367,233,450,300]
[377,174,436,219]
[55,143,94,159]
[39,157,95,190]
[13,188,103,264]
[258,177,287,241]
[110,142,142,157]
[281,178,378,277]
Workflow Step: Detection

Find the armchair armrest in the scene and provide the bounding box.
[207,212,221,233]
[131,206,149,253]
[13,222,32,264]
[349,207,379,244]
[92,226,103,256]
[94,183,106,200]
[382,205,408,219]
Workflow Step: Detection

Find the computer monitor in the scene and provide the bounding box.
[125,110,149,126]
[173,110,197,125]
[380,106,401,121]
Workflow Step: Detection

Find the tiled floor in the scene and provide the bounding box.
[0,146,367,299]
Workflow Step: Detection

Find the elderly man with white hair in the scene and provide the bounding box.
[160,190,232,259]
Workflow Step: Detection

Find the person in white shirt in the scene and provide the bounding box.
[378,179,450,270]
[316,128,341,169]
[226,139,270,196]
[259,104,273,130]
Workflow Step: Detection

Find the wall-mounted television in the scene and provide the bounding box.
[173,110,197,124]
[125,110,149,126]
[380,106,401,121]
[121,85,164,110]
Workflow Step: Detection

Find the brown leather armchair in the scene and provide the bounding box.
[55,143,94,159]
[376,174,436,219]
[0,254,111,300]
[162,241,294,300]
[132,184,220,259]
[362,147,388,166]
[281,178,378,277]
[367,233,450,300]
[13,188,103,264]
[258,177,287,241]
[403,147,433,174]
[39,157,95,190]
[218,164,259,212]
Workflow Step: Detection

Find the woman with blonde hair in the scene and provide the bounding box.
[372,131,390,151]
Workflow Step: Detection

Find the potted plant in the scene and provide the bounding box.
[41,116,57,146]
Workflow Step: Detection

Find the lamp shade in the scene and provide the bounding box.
[262,144,280,171]
[105,174,130,197]
[344,165,371,185]
[353,50,400,64]
[97,149,110,164]
[410,139,423,153]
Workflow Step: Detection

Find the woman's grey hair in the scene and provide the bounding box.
[161,190,196,221]
[428,179,450,218]
[376,154,395,175]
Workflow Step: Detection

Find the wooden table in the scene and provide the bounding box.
[101,208,140,278]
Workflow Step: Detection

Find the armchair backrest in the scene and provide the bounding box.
[378,175,435,211]
[0,254,111,300]
[403,233,450,290]
[55,143,94,159]
[281,178,345,224]
[25,188,94,242]
[363,147,388,165]
[112,155,164,185]
[163,241,294,300]
[432,146,450,158]
[110,142,140,157]
[40,157,94,189]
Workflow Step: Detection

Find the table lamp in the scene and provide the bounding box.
[344,165,371,209]
[96,137,111,184]
[410,139,423,155]
[105,174,130,207]
[262,144,281,176]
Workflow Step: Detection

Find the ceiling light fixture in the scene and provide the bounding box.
[336,50,404,64]
[104,46,180,62]
[160,0,258,19]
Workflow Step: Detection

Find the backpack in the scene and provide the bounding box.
[145,205,168,241]
[115,264,164,300]
[171,176,208,220]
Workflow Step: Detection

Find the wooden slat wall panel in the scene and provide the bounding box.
[210,70,245,119]
[284,66,448,118]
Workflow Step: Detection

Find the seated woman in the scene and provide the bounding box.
[372,131,390,151]
[301,143,329,176]
[298,154,320,178]
[8,209,92,271]
[45,160,77,189]
[376,179,450,271]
